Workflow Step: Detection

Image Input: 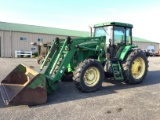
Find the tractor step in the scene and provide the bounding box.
[112,61,123,80]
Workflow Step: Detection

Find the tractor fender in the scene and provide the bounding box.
[119,45,137,61]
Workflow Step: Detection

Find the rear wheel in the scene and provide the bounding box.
[73,59,104,92]
[122,49,149,84]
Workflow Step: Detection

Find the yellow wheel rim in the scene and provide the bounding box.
[84,67,100,87]
[131,57,145,79]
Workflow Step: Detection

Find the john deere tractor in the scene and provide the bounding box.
[0,22,148,105]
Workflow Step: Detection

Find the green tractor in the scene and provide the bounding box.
[0,22,148,105]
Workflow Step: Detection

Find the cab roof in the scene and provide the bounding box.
[94,22,133,28]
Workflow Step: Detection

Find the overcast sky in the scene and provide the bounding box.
[0,0,160,42]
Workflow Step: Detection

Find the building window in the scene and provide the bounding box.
[20,37,23,40]
[20,37,27,40]
[38,38,44,42]
[31,47,36,51]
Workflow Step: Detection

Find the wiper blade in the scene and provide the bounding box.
[102,27,109,36]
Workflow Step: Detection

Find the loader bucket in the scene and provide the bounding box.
[0,64,47,106]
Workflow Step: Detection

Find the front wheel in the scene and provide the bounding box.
[73,59,104,92]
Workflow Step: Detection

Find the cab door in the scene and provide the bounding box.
[112,26,125,58]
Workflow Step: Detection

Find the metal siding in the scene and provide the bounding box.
[0,31,2,57]
[2,30,159,57]
[12,32,29,56]
[10,31,70,57]
[3,31,12,57]
[133,41,159,52]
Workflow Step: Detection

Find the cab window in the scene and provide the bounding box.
[114,26,125,45]
[126,28,132,45]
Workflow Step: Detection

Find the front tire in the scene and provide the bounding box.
[73,59,104,92]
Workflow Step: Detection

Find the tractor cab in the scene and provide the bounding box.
[94,22,134,80]
[94,22,133,59]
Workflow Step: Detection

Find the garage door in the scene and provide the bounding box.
[147,45,155,50]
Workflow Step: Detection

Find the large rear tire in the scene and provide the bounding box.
[122,49,149,84]
[73,59,104,92]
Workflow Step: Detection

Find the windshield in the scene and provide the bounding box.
[94,26,112,44]
[94,26,111,37]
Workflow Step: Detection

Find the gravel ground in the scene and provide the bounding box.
[0,57,160,120]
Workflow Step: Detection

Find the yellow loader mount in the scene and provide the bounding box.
[0,22,148,106]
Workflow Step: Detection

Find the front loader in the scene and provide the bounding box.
[0,22,148,105]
